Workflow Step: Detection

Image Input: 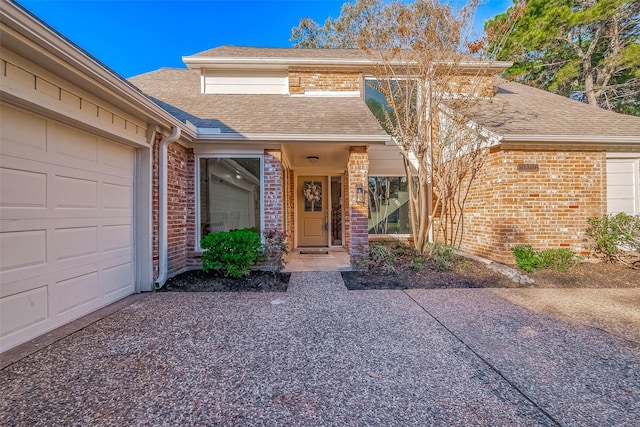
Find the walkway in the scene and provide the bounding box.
[283,248,351,272]
[1,281,639,426]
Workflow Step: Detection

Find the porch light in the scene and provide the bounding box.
[307,156,319,164]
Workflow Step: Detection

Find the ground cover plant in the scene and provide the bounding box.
[341,240,640,290]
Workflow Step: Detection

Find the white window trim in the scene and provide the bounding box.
[195,153,265,252]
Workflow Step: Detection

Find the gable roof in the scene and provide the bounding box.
[128,68,389,141]
[476,80,640,144]
[188,45,369,60]
[183,45,512,73]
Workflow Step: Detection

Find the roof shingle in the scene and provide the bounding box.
[128,68,388,137]
[476,79,640,139]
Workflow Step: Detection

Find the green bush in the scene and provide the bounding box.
[512,244,577,272]
[585,213,640,262]
[539,248,577,272]
[201,228,263,278]
[425,243,458,271]
[369,242,397,275]
[410,255,427,271]
[512,244,539,272]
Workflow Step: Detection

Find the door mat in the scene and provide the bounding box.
[299,250,330,255]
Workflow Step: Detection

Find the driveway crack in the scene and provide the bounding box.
[403,290,563,427]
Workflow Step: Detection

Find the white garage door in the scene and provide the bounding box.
[0,105,135,352]
[607,158,640,215]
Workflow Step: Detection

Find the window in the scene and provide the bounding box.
[368,176,411,235]
[199,157,261,240]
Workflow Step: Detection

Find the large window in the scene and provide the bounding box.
[199,157,261,240]
[368,177,411,235]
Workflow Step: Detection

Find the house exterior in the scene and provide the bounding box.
[1,0,639,351]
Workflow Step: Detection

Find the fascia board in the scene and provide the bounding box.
[195,131,392,144]
[500,134,640,145]
[183,56,512,72]
[1,0,194,138]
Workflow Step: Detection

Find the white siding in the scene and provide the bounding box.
[607,157,640,215]
[203,69,288,94]
[0,105,135,352]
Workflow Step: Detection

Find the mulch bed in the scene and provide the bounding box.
[342,257,640,290]
[161,270,290,292]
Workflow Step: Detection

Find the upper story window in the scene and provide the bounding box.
[203,69,288,95]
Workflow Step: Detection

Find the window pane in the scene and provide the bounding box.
[368,176,410,234]
[303,180,322,212]
[200,157,261,238]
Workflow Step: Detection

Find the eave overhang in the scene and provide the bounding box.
[498,134,640,152]
[1,0,194,138]
[183,55,512,74]
[193,130,392,144]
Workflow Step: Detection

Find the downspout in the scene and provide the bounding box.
[154,126,182,289]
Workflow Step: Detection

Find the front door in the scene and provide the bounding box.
[298,176,328,246]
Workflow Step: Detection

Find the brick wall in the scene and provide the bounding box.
[286,168,295,251]
[289,70,363,95]
[459,149,606,264]
[348,146,370,268]
[153,135,196,280]
[264,150,283,231]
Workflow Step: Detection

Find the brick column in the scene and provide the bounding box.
[348,146,369,269]
[264,150,283,231]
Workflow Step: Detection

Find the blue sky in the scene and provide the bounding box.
[18,0,514,78]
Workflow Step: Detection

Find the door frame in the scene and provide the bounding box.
[294,173,344,249]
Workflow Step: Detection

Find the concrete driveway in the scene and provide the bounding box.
[1,272,639,426]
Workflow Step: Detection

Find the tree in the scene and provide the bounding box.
[292,0,520,253]
[487,0,640,115]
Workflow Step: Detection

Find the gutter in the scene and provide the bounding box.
[500,134,640,144]
[194,131,392,144]
[154,126,182,289]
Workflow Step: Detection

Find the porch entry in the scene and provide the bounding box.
[297,176,343,247]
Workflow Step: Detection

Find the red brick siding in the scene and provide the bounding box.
[459,149,606,264]
[348,146,369,267]
[289,70,363,95]
[153,136,196,280]
[286,168,295,250]
[264,150,283,231]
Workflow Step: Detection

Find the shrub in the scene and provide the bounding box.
[368,242,397,275]
[411,255,427,271]
[512,245,577,272]
[263,229,288,274]
[585,213,640,268]
[201,228,263,278]
[512,244,539,272]
[424,243,458,271]
[538,248,577,272]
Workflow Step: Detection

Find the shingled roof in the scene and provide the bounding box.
[475,79,640,141]
[187,45,369,60]
[128,68,389,139]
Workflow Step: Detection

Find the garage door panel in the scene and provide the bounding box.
[608,173,634,186]
[55,271,99,315]
[54,226,97,261]
[607,158,639,215]
[0,167,47,208]
[54,175,99,209]
[0,229,47,272]
[102,182,132,210]
[0,105,47,156]
[0,286,48,338]
[49,121,98,164]
[102,224,132,253]
[103,262,133,297]
[99,138,134,178]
